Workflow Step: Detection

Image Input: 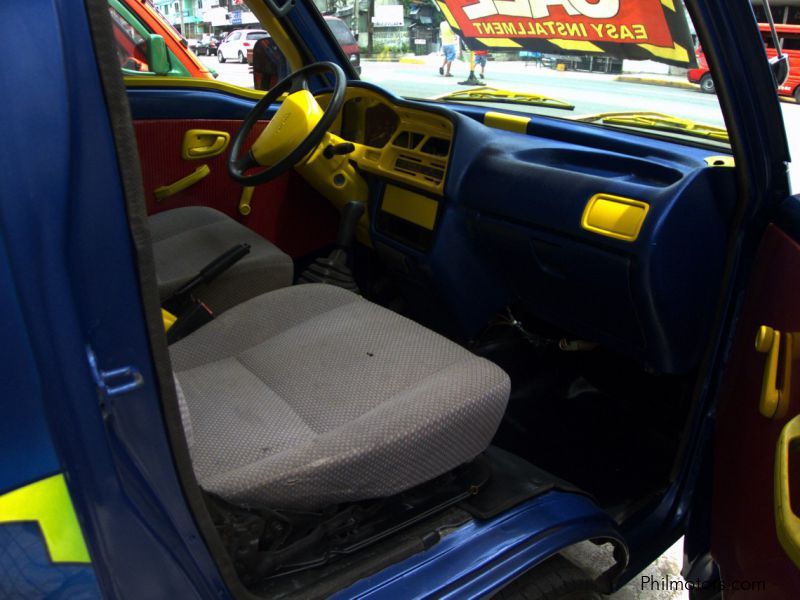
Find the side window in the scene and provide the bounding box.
[109,4,150,72]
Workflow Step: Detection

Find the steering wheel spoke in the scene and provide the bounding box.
[228,62,346,186]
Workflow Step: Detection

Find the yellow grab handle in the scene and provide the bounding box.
[182,129,230,160]
[239,186,255,216]
[154,165,210,201]
[756,326,791,419]
[775,414,800,568]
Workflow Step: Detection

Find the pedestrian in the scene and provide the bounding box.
[474,49,488,79]
[439,20,457,77]
[252,36,288,91]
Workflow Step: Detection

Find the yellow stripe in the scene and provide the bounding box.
[661,0,676,11]
[437,2,459,28]
[638,42,690,64]
[124,75,268,100]
[0,474,91,563]
[549,39,603,53]
[485,111,530,134]
[476,37,522,48]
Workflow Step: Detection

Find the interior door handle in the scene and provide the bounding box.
[775,414,800,568]
[153,165,210,201]
[755,325,793,419]
[182,129,230,160]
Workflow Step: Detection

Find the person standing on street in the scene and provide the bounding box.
[474,49,488,79]
[439,20,457,77]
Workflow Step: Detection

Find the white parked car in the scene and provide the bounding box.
[217,29,268,64]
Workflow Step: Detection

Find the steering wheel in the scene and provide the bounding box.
[228,61,346,186]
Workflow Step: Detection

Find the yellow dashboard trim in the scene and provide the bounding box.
[382,185,438,230]
[484,112,530,134]
[124,75,268,100]
[704,155,735,168]
[581,193,649,242]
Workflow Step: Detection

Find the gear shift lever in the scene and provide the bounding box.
[298,201,365,292]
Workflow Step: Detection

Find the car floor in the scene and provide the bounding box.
[470,318,694,512]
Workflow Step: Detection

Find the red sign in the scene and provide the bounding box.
[441,0,696,66]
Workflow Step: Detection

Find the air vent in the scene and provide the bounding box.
[392,131,425,149]
[394,154,445,184]
[421,137,450,157]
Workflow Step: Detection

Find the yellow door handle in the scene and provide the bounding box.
[756,325,792,419]
[775,414,800,568]
[153,165,210,201]
[181,129,230,160]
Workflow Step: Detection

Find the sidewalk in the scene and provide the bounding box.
[615,74,697,90]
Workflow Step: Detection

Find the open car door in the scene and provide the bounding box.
[711,201,800,597]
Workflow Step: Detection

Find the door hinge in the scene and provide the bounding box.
[86,346,144,398]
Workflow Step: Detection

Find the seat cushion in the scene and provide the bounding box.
[170,284,510,510]
[150,206,293,313]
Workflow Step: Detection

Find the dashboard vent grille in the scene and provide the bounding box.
[394,154,445,185]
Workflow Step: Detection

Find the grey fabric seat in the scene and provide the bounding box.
[150,206,293,313]
[170,284,510,510]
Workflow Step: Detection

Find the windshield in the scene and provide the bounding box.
[318,0,732,148]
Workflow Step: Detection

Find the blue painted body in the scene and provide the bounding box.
[0,0,792,597]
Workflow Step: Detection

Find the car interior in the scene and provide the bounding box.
[111,1,741,597]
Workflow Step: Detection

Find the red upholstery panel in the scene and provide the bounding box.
[134,119,338,258]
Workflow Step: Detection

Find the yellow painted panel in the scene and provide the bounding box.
[0,474,91,563]
[437,2,459,28]
[581,194,649,242]
[485,112,530,134]
[638,42,690,64]
[382,185,438,230]
[549,39,603,53]
[476,38,522,48]
[661,0,676,11]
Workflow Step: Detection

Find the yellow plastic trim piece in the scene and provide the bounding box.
[124,75,268,100]
[0,474,91,564]
[181,130,230,160]
[775,414,800,569]
[485,112,530,134]
[382,185,438,230]
[153,164,210,201]
[705,155,735,168]
[239,186,255,216]
[162,308,177,332]
[581,193,650,242]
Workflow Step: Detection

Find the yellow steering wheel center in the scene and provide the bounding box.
[251,89,324,167]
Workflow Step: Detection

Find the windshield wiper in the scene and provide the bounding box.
[438,87,574,111]
[578,111,728,143]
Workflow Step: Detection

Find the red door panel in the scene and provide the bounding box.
[134,119,338,258]
[711,224,800,597]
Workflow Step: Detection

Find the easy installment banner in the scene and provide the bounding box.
[437,0,697,67]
